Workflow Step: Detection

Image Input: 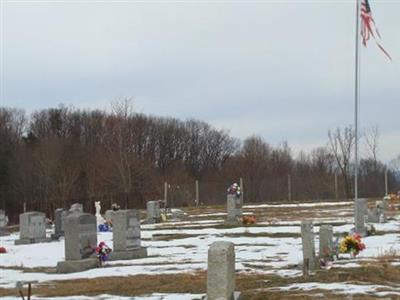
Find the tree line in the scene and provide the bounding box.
[1,101,399,222]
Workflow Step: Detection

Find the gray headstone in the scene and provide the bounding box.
[70,203,83,212]
[146,201,160,224]
[354,198,367,236]
[367,208,381,223]
[226,194,242,224]
[376,200,384,209]
[382,197,390,210]
[0,210,7,228]
[0,210,9,236]
[64,212,97,261]
[319,225,333,260]
[54,208,65,236]
[113,210,141,251]
[207,241,235,300]
[19,212,46,240]
[301,221,316,272]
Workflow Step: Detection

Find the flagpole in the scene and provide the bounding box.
[354,0,361,203]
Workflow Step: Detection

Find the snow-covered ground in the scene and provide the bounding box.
[0,200,399,299]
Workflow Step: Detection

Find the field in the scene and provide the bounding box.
[1,199,400,299]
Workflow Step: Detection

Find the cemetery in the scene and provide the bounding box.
[2,0,400,298]
[0,191,399,300]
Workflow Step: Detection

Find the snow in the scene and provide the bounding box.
[1,200,399,299]
[243,201,354,209]
[269,282,400,296]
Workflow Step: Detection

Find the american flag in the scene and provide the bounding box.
[360,0,391,59]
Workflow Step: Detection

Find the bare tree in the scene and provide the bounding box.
[328,126,355,199]
[364,125,379,169]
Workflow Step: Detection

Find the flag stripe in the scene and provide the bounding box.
[360,0,391,60]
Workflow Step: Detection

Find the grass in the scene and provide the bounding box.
[2,261,400,299]
[2,198,399,299]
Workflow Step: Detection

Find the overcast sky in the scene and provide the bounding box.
[1,0,399,161]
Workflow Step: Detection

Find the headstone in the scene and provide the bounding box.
[15,212,51,245]
[109,210,147,260]
[51,208,65,239]
[207,241,240,300]
[225,194,242,225]
[56,212,98,273]
[0,210,9,236]
[146,201,161,224]
[354,199,367,236]
[301,221,316,273]
[367,207,385,223]
[170,208,186,220]
[376,200,384,210]
[70,203,83,212]
[382,196,390,210]
[319,225,333,260]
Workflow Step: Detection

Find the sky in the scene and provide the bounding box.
[1,0,399,162]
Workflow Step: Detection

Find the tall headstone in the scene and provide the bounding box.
[225,194,242,225]
[354,198,367,236]
[51,208,65,239]
[15,212,51,245]
[301,221,316,273]
[319,225,333,260]
[146,201,161,224]
[109,210,147,260]
[56,212,98,273]
[0,210,9,236]
[382,196,390,211]
[207,241,240,300]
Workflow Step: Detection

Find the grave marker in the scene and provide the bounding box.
[146,201,161,224]
[51,208,65,239]
[301,221,316,274]
[56,212,98,273]
[0,210,9,236]
[15,212,51,245]
[319,225,334,260]
[207,241,240,300]
[70,203,83,212]
[225,194,242,225]
[109,209,147,260]
[354,198,367,236]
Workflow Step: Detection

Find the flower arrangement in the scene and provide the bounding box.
[339,233,366,257]
[242,215,256,225]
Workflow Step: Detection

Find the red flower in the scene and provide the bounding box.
[0,247,6,253]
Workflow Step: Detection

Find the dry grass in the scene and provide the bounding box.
[2,263,400,299]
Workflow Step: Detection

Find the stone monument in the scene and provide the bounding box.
[109,209,147,260]
[51,208,66,240]
[354,198,367,236]
[70,203,83,212]
[0,210,9,236]
[207,241,241,300]
[15,212,51,245]
[319,225,334,260]
[56,212,98,273]
[225,194,242,225]
[301,221,316,273]
[146,201,161,224]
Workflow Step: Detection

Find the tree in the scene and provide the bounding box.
[328,126,355,199]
